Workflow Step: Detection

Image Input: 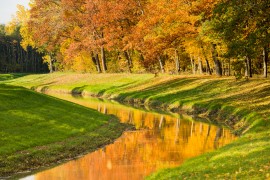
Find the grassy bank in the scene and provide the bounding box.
[3,73,270,178]
[0,82,130,178]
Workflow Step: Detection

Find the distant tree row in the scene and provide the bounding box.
[0,25,48,73]
[8,0,270,77]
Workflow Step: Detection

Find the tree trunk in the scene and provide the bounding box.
[26,51,29,72]
[198,57,203,74]
[49,55,53,73]
[245,56,252,78]
[175,50,180,74]
[101,46,107,73]
[17,43,22,72]
[92,53,101,73]
[139,53,144,62]
[127,50,133,69]
[211,43,222,76]
[222,61,225,76]
[228,59,231,76]
[11,45,15,68]
[201,46,212,75]
[205,59,212,75]
[158,56,165,74]
[34,53,37,73]
[124,51,132,73]
[20,46,25,72]
[190,55,195,74]
[248,57,252,78]
[263,46,268,78]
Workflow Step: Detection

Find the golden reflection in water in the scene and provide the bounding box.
[30,95,236,180]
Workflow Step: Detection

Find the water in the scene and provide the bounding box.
[22,94,236,180]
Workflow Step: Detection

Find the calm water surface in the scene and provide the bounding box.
[22,94,236,180]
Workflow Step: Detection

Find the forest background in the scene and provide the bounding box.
[0,0,269,78]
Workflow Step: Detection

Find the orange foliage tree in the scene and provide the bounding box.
[17,0,267,76]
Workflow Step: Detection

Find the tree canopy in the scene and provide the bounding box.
[1,0,269,77]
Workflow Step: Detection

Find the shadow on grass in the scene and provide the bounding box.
[118,78,226,104]
[0,73,29,82]
[114,78,270,121]
[117,78,200,100]
[71,82,138,97]
[0,83,131,178]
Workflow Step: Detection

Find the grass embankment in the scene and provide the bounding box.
[3,72,270,179]
[0,78,130,178]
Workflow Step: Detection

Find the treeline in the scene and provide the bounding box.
[0,25,48,73]
[10,0,270,77]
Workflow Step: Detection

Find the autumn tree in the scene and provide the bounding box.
[130,0,198,73]
[27,0,67,72]
[18,0,269,76]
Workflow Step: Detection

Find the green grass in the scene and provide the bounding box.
[147,131,270,179]
[0,82,130,178]
[3,72,270,179]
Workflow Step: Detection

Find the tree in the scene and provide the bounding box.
[27,0,67,72]
[0,5,47,73]
[210,0,270,78]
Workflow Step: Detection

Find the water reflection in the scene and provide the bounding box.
[23,95,236,180]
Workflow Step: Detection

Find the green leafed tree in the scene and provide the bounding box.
[209,0,270,77]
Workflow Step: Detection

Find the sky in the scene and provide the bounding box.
[0,0,30,24]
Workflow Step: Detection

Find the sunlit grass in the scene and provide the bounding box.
[5,73,270,132]
[0,83,129,177]
[3,72,270,178]
[148,130,270,179]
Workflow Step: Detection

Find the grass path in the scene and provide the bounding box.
[3,72,270,179]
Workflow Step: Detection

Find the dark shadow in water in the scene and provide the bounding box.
[71,85,89,95]
[30,81,57,92]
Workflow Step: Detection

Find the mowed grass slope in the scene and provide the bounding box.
[6,73,270,132]
[6,72,154,95]
[0,82,129,177]
[4,72,270,179]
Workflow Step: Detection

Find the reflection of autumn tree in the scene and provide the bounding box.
[174,119,180,144]
[214,127,223,149]
[159,115,164,129]
[35,95,237,180]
